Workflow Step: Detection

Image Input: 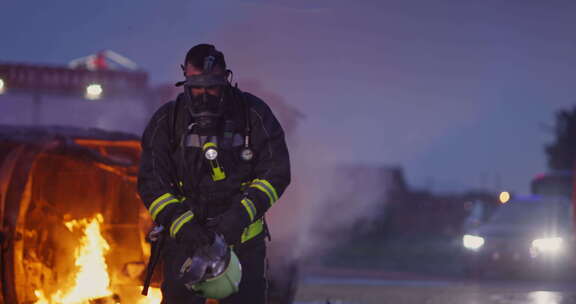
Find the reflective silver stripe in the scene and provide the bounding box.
[258,179,279,201]
[250,179,278,206]
[149,193,172,211]
[149,193,180,221]
[170,211,194,238]
[241,198,257,222]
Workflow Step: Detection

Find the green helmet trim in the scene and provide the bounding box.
[191,250,242,299]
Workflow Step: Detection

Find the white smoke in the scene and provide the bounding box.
[267,143,391,264]
[233,80,393,270]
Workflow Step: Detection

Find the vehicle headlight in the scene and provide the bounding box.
[531,237,564,253]
[0,78,5,94]
[463,234,485,250]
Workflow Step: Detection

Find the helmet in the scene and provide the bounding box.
[178,234,242,299]
[190,249,242,299]
[176,44,231,133]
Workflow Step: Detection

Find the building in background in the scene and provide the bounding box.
[0,51,154,135]
[0,51,304,140]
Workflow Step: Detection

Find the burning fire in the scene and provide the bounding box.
[34,214,113,304]
[33,213,163,304]
[137,287,162,304]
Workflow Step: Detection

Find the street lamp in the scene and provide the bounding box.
[85,83,103,100]
[498,191,510,204]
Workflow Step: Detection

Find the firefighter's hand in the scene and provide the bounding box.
[171,215,214,249]
[147,225,165,243]
[207,205,251,245]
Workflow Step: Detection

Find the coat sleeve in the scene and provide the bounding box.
[239,94,291,222]
[137,102,186,227]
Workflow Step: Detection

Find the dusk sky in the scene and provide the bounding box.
[2,0,576,194]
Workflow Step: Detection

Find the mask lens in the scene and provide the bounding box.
[188,85,221,97]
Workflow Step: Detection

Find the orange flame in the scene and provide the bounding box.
[33,214,165,304]
[137,287,162,304]
[34,214,113,304]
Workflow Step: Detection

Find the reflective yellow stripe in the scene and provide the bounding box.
[170,211,194,238]
[250,184,273,204]
[249,179,279,206]
[211,165,226,181]
[203,142,217,150]
[149,193,171,210]
[240,181,250,191]
[149,193,180,221]
[257,179,279,201]
[241,218,264,243]
[240,198,256,222]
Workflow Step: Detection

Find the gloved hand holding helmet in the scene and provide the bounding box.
[207,194,254,245]
[170,211,214,249]
[176,233,242,299]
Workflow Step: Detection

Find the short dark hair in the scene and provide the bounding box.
[184,44,227,71]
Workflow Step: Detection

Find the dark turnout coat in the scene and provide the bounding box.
[137,88,291,243]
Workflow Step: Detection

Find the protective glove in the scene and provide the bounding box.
[169,210,214,249]
[207,199,252,245]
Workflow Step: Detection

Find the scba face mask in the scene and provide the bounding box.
[182,78,231,132]
[177,51,231,132]
[187,86,226,131]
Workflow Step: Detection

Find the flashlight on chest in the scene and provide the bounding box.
[202,141,226,181]
[203,142,219,160]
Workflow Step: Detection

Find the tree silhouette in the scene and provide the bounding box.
[545,106,576,171]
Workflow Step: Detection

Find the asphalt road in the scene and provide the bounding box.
[294,268,576,304]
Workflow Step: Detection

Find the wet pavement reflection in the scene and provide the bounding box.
[295,275,576,304]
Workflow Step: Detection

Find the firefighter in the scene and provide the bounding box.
[137,44,291,303]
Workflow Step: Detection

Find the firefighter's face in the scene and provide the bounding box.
[185,64,224,97]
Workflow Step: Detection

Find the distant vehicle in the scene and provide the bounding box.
[530,170,573,198]
[530,170,576,242]
[461,195,576,278]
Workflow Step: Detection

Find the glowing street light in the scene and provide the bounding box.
[0,78,5,94]
[499,191,510,204]
[85,83,103,100]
